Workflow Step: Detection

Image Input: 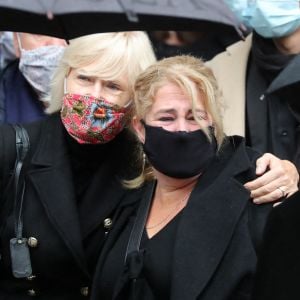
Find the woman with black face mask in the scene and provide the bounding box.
[90,55,287,300]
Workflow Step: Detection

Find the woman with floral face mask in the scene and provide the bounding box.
[0,31,156,300]
[91,55,280,300]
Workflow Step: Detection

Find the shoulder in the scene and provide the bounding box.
[207,34,252,66]
[0,114,55,166]
[220,135,261,167]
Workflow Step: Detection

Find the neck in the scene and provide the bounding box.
[154,172,199,205]
[273,27,300,55]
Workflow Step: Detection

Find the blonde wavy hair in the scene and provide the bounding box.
[46,31,156,113]
[125,55,226,189]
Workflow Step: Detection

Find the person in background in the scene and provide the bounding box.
[0,32,16,71]
[208,0,300,204]
[91,55,276,300]
[0,32,66,124]
[148,30,239,61]
[0,31,156,299]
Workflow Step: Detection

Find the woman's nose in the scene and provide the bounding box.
[175,119,190,132]
[89,82,103,99]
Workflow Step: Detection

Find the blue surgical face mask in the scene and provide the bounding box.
[224,0,255,28]
[17,34,65,103]
[225,0,300,38]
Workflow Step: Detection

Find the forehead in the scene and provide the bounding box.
[71,64,129,85]
[151,82,205,110]
[19,33,65,49]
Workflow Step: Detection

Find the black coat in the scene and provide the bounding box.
[0,113,139,300]
[252,191,300,300]
[91,137,272,300]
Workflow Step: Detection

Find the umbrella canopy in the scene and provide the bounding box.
[0,0,240,39]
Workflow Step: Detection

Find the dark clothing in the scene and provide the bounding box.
[148,31,239,61]
[0,60,45,124]
[252,191,300,300]
[91,136,272,300]
[0,113,139,299]
[246,32,300,166]
[99,210,182,300]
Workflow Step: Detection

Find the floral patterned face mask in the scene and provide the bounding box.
[61,93,131,144]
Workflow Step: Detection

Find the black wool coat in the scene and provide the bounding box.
[0,113,139,300]
[91,137,272,300]
[252,191,300,300]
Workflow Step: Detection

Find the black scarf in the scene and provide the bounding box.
[251,31,295,83]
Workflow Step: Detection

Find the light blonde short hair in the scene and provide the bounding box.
[126,55,226,188]
[46,31,156,114]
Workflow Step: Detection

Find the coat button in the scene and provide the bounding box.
[103,218,112,229]
[27,237,38,248]
[80,286,89,296]
[27,289,37,296]
[281,131,288,137]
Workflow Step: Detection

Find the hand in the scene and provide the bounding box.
[244,153,299,205]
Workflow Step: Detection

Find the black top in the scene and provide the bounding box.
[65,130,109,202]
[98,210,183,300]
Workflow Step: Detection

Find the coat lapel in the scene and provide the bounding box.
[171,139,254,300]
[27,114,89,276]
[267,55,300,94]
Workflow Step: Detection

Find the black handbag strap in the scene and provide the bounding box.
[124,181,156,264]
[12,124,30,239]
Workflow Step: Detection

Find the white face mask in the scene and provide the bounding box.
[17,34,65,103]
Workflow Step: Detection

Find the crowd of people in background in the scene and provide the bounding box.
[0,0,299,299]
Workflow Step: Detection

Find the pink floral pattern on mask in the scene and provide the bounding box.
[61,93,131,144]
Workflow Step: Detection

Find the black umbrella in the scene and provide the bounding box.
[0,0,240,39]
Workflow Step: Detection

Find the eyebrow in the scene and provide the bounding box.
[74,71,124,84]
[155,108,207,114]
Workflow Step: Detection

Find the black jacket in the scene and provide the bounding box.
[91,136,272,300]
[252,191,300,300]
[0,60,45,124]
[0,113,139,299]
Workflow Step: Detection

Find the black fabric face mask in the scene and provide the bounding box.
[142,122,217,179]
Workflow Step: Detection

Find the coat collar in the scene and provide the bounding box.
[266,54,300,94]
[171,136,255,300]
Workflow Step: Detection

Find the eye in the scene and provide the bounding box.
[158,116,174,121]
[77,75,93,83]
[107,81,122,91]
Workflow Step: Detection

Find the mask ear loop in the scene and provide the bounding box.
[63,77,68,94]
[16,33,23,52]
